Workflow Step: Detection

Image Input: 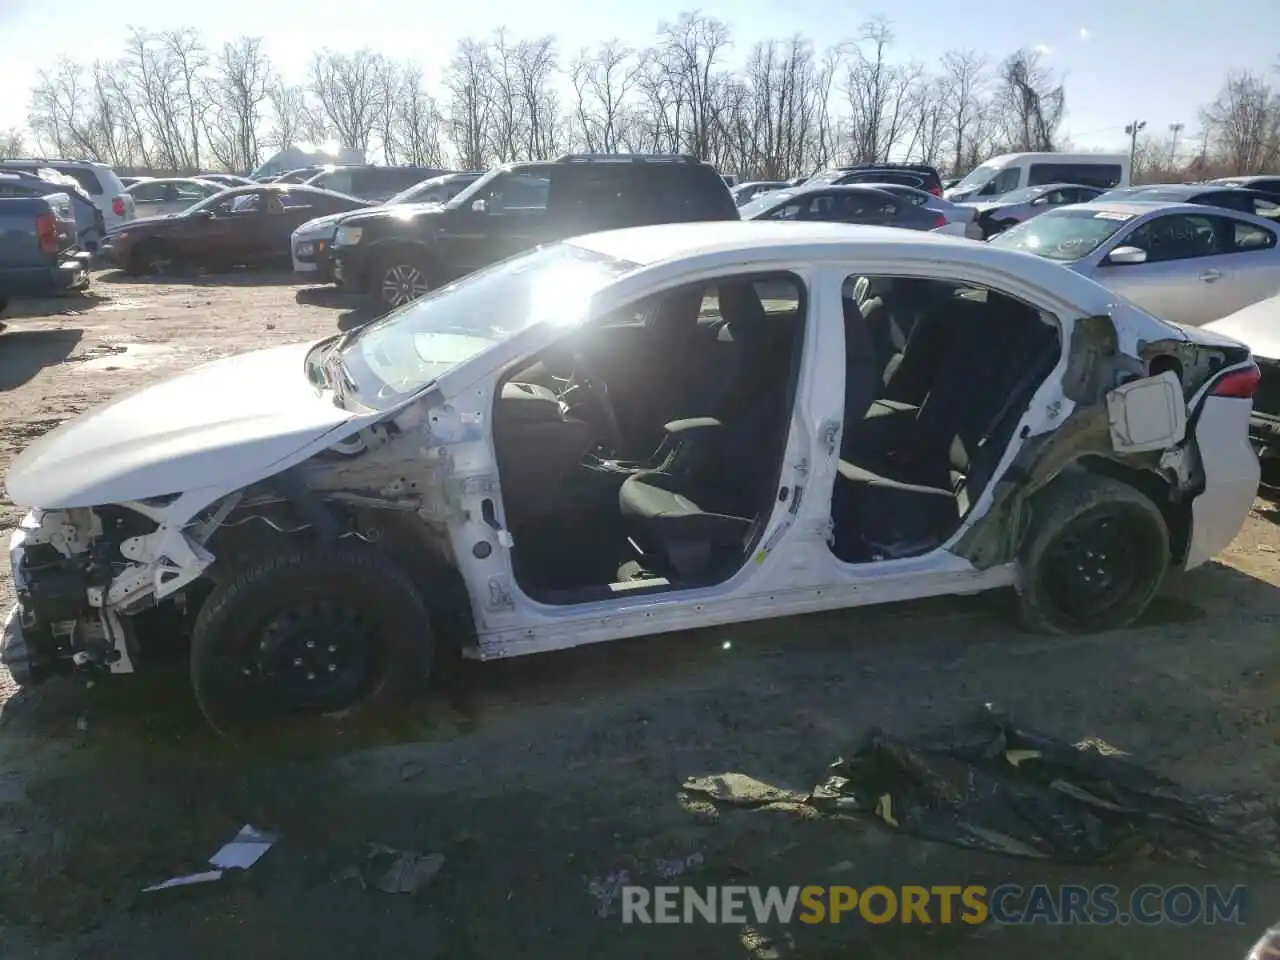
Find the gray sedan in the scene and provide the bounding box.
[991,200,1280,326]
[960,182,1104,238]
[738,184,947,231]
[857,181,983,239]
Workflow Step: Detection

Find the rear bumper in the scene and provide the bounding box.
[0,253,90,296]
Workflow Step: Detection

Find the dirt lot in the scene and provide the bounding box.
[1,271,1279,959]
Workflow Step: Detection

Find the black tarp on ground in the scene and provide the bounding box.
[683,704,1280,865]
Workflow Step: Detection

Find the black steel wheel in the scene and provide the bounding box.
[1018,471,1169,634]
[190,544,433,735]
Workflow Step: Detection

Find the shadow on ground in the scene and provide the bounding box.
[96,268,302,287]
[293,286,382,330]
[2,293,107,321]
[0,328,84,389]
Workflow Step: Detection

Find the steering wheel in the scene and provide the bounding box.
[563,351,625,454]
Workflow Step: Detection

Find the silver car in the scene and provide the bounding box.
[961,182,1104,238]
[991,200,1280,327]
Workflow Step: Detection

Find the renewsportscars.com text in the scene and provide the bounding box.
[621,883,1248,926]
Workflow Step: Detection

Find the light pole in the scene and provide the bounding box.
[1125,119,1147,173]
[1168,122,1184,168]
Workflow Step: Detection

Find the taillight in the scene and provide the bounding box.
[932,212,948,229]
[1210,363,1261,398]
[35,212,58,253]
[929,185,943,197]
[112,196,126,217]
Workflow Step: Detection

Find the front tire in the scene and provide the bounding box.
[189,544,434,735]
[1017,472,1169,634]
[129,240,178,276]
[373,250,433,310]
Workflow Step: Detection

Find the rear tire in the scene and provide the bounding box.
[373,250,433,310]
[189,544,434,736]
[1017,471,1169,634]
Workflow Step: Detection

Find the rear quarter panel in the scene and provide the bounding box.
[1185,395,1261,568]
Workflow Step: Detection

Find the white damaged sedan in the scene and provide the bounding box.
[2,222,1263,733]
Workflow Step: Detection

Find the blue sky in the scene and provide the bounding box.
[1,0,1275,153]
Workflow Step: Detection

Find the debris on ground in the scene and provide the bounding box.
[142,824,279,892]
[684,704,1280,866]
[586,870,632,918]
[337,844,445,894]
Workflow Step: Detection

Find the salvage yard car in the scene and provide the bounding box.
[2,222,1262,733]
[991,201,1280,326]
[106,184,371,274]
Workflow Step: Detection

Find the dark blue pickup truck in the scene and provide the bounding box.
[0,194,92,299]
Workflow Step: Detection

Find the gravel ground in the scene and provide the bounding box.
[1,271,1279,959]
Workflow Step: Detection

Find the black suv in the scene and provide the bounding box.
[330,153,739,308]
[805,163,944,197]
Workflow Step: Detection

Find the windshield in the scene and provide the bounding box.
[339,243,638,411]
[990,208,1132,261]
[389,175,478,206]
[953,163,999,191]
[738,191,795,219]
[445,168,502,208]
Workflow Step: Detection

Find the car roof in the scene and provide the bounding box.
[777,184,900,197]
[573,221,968,268]
[1046,199,1263,219]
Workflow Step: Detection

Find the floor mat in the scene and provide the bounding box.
[683,704,1280,866]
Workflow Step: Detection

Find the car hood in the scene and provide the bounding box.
[5,342,359,509]
[294,210,352,237]
[1202,295,1280,360]
[339,202,446,229]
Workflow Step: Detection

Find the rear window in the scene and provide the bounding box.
[631,165,737,221]
[56,165,103,195]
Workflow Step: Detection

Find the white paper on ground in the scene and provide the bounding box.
[208,824,280,870]
[143,824,279,892]
[142,870,224,892]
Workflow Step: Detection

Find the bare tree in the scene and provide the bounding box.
[1200,72,1280,174]
[265,81,305,151]
[994,49,1065,152]
[203,37,272,172]
[515,36,561,159]
[841,19,919,164]
[310,49,387,154]
[121,29,194,169]
[443,38,495,170]
[655,12,732,160]
[394,65,447,167]
[161,28,208,169]
[0,128,26,159]
[939,50,988,174]
[570,41,641,153]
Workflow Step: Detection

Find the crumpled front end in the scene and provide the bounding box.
[3,502,213,685]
